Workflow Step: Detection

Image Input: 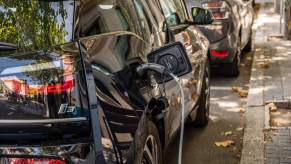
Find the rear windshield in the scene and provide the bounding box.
[0,46,89,124]
[0,0,75,50]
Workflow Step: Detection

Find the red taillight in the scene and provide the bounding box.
[202,1,229,20]
[11,158,65,164]
[203,1,223,8]
[212,12,226,19]
[211,50,229,58]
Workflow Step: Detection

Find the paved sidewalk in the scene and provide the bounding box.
[266,128,291,164]
[241,2,291,164]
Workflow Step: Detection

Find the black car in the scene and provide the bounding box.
[185,0,254,76]
[0,0,211,163]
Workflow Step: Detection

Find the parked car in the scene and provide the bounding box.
[0,0,212,163]
[185,0,254,76]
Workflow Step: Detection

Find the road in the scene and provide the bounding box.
[165,50,254,164]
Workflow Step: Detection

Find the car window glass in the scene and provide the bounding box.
[0,1,75,50]
[0,44,89,122]
[76,0,150,43]
[133,0,152,42]
[159,0,187,27]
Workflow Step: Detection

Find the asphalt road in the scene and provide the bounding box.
[165,50,254,164]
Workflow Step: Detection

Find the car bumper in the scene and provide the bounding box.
[209,33,237,65]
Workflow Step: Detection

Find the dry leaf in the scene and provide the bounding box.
[238,90,248,98]
[232,87,248,98]
[239,108,246,113]
[266,103,277,111]
[262,63,270,69]
[215,140,235,147]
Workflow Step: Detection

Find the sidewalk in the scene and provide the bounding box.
[241,3,291,164]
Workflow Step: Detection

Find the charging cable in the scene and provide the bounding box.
[136,63,185,164]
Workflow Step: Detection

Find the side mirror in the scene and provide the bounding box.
[147,42,192,82]
[191,7,213,25]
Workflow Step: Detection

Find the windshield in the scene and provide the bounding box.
[0,0,75,50]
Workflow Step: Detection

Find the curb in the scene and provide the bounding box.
[240,31,266,164]
[240,46,266,164]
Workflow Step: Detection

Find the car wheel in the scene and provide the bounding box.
[223,53,240,77]
[193,63,210,127]
[244,32,253,52]
[127,120,163,164]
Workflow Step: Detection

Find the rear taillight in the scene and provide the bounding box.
[202,1,229,20]
[11,158,65,164]
[211,50,229,58]
[202,1,224,8]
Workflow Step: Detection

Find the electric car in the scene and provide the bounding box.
[0,0,211,163]
[185,0,254,76]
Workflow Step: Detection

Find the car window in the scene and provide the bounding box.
[159,0,187,27]
[0,0,75,50]
[76,0,151,43]
[133,0,152,42]
[0,46,89,122]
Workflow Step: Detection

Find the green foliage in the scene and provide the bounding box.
[0,0,69,51]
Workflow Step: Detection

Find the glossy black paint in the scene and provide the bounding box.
[0,0,210,163]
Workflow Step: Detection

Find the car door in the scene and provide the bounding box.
[237,0,253,47]
[76,1,159,163]
[155,0,208,137]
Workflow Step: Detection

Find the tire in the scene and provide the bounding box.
[193,63,210,127]
[244,32,252,52]
[127,120,163,164]
[223,53,240,77]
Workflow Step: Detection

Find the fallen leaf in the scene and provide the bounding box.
[215,140,235,147]
[259,62,270,69]
[266,103,277,111]
[224,131,233,136]
[262,63,270,69]
[232,87,248,98]
[238,90,248,98]
[239,108,246,113]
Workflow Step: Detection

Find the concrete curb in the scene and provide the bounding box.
[240,46,266,164]
[240,26,267,164]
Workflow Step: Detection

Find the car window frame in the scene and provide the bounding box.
[158,0,188,27]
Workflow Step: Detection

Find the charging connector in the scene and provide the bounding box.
[136,63,185,164]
